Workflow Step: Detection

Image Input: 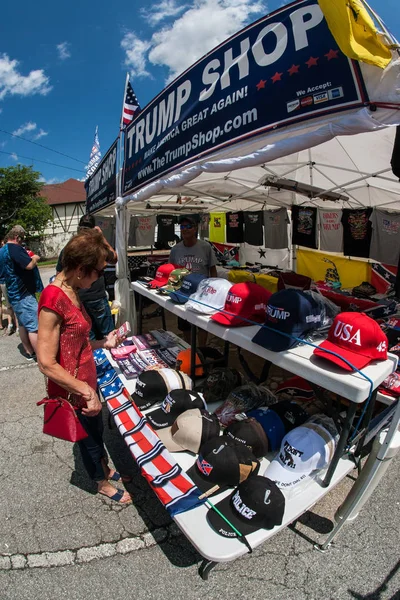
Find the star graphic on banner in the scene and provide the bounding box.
[287,64,300,76]
[305,56,319,68]
[384,272,391,279]
[258,248,266,258]
[256,79,267,90]
[271,71,283,83]
[325,49,339,61]
[286,389,296,396]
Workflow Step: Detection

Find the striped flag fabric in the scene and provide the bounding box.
[122,80,141,127]
[85,126,101,180]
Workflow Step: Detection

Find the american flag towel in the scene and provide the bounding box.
[94,349,205,516]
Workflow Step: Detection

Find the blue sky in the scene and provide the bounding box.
[0,0,399,185]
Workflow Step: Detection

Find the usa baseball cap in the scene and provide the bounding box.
[132,368,192,410]
[207,475,285,537]
[264,418,337,489]
[149,263,179,289]
[185,278,233,315]
[146,389,206,429]
[157,408,220,453]
[252,289,322,352]
[211,282,271,327]
[169,273,206,303]
[187,437,259,496]
[313,312,389,371]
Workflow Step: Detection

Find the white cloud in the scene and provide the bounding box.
[57,42,71,61]
[10,152,18,161]
[141,0,187,26]
[12,122,37,137]
[39,176,63,184]
[0,54,52,100]
[33,128,48,140]
[123,0,266,82]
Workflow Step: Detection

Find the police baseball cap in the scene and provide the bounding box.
[187,437,259,496]
[157,408,220,453]
[252,289,322,352]
[169,273,206,304]
[132,368,193,410]
[207,475,285,537]
[186,278,233,315]
[146,389,206,429]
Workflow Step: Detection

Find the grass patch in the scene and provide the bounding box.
[38,260,57,268]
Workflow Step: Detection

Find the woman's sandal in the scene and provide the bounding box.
[108,471,133,483]
[99,488,132,505]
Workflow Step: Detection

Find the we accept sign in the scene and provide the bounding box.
[123,0,367,196]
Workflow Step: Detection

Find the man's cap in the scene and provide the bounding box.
[207,475,285,537]
[186,436,259,496]
[169,273,206,303]
[201,368,243,405]
[178,215,198,227]
[224,418,269,458]
[313,312,389,372]
[157,408,220,453]
[149,263,179,289]
[211,282,271,327]
[186,278,233,315]
[263,418,337,489]
[214,383,274,427]
[146,389,206,429]
[132,368,193,410]
[160,268,191,294]
[252,289,323,352]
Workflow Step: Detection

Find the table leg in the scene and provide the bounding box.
[161,307,166,330]
[137,292,143,335]
[353,390,377,458]
[322,402,358,488]
[198,559,218,580]
[223,341,230,367]
[190,323,197,381]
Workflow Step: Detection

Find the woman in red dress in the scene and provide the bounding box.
[37,229,132,505]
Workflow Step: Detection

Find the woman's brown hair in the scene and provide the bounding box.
[62,229,109,275]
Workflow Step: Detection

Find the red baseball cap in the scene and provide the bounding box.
[149,263,178,289]
[211,282,271,327]
[313,312,388,371]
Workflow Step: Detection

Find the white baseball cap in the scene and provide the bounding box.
[263,418,337,489]
[185,278,232,315]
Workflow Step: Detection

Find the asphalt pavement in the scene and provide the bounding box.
[0,267,399,599]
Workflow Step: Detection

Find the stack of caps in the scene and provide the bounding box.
[211,282,271,327]
[214,383,276,427]
[185,278,232,315]
[169,273,206,303]
[158,408,221,453]
[132,368,193,410]
[224,400,309,457]
[264,415,338,489]
[149,264,179,289]
[187,437,259,497]
[159,268,191,295]
[147,389,206,429]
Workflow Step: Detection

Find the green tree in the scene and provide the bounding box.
[0,165,52,239]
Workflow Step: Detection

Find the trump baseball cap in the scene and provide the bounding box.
[211,282,271,327]
[146,389,206,429]
[132,368,192,410]
[313,312,388,371]
[169,273,206,303]
[149,263,179,289]
[207,475,285,537]
[186,278,233,315]
[252,289,322,352]
[157,408,220,453]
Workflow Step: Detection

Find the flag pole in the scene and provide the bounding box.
[117,72,129,198]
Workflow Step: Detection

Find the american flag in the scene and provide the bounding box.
[85,126,101,180]
[122,81,141,127]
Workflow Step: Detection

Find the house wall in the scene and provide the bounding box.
[30,202,86,258]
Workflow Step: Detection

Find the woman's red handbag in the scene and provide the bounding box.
[37,397,88,442]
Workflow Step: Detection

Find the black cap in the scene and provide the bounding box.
[270,400,309,433]
[131,368,192,410]
[178,215,198,227]
[207,475,285,537]
[186,436,259,496]
[147,389,206,429]
[224,418,269,458]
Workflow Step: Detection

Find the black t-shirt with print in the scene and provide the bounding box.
[226,211,244,243]
[157,215,176,244]
[244,211,263,246]
[291,206,317,249]
[342,208,372,258]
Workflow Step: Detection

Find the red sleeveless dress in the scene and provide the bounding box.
[38,285,98,409]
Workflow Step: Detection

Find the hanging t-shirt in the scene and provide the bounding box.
[263,208,289,249]
[291,206,317,249]
[370,209,400,266]
[244,211,263,246]
[318,209,343,253]
[226,212,244,243]
[209,213,226,243]
[342,208,372,258]
[157,215,176,244]
[129,215,156,247]
[199,213,210,240]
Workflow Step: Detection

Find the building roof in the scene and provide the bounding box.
[40,178,86,206]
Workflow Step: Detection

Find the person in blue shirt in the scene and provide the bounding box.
[0,225,42,359]
[0,239,17,335]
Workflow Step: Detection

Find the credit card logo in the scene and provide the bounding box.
[287,99,300,113]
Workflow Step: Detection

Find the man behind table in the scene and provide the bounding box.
[169,215,217,343]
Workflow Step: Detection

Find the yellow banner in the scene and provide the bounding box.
[297,249,371,288]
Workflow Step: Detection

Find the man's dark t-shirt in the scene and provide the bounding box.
[5,243,36,302]
[56,249,105,301]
